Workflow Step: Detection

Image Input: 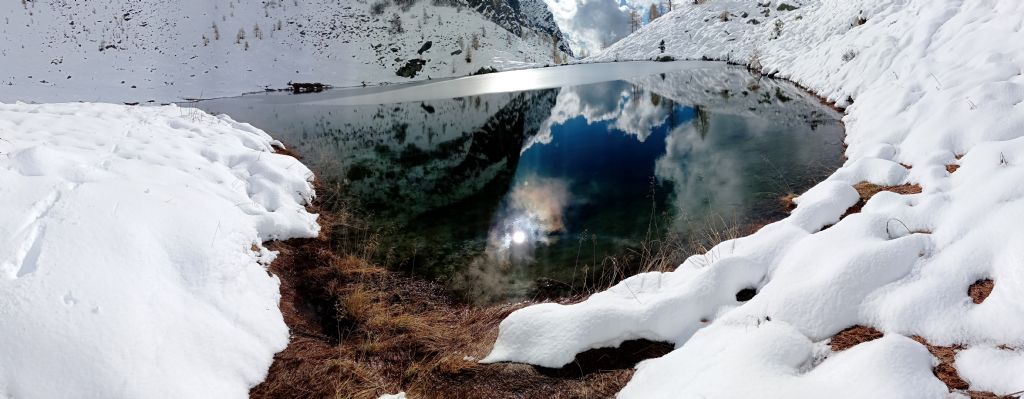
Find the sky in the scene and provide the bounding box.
[542,0,670,56]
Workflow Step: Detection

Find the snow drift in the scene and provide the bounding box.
[0,103,319,398]
[486,0,1024,396]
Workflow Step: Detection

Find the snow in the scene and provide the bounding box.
[956,346,1024,396]
[0,0,569,103]
[0,102,318,397]
[620,325,947,399]
[486,0,1024,396]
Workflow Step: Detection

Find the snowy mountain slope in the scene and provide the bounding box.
[489,0,1024,397]
[466,0,573,56]
[0,103,318,398]
[0,0,570,103]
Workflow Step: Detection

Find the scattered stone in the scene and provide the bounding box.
[471,66,497,75]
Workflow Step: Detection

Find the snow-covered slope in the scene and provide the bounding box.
[0,0,570,103]
[0,103,319,397]
[488,0,1024,397]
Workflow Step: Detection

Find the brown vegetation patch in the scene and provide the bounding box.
[252,191,667,399]
[829,325,883,351]
[908,336,1014,398]
[947,164,961,173]
[969,279,994,304]
[271,144,303,160]
[843,182,923,216]
[779,193,798,212]
[910,336,970,392]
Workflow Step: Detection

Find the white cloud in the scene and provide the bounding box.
[542,0,679,55]
[542,0,632,55]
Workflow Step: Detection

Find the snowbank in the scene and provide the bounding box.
[0,103,319,397]
[486,0,1024,396]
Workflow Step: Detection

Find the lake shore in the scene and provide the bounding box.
[251,162,676,398]
[252,130,826,397]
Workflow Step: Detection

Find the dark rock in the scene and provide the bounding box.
[471,66,497,75]
[289,82,326,94]
[396,58,427,78]
[416,41,432,55]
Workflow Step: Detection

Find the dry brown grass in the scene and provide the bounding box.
[252,189,674,399]
[779,193,799,212]
[829,325,883,351]
[843,182,922,216]
[968,279,994,304]
[947,164,961,174]
[271,144,304,160]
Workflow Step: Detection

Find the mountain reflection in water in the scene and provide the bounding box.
[194,64,845,303]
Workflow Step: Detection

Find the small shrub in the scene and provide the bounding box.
[772,19,783,39]
[748,48,764,73]
[842,49,857,62]
[370,0,388,15]
[389,13,404,34]
[394,0,416,12]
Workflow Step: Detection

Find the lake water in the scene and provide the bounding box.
[194,61,845,303]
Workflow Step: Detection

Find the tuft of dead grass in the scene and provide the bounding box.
[843,182,923,216]
[968,279,994,304]
[829,325,884,351]
[272,144,304,160]
[779,192,798,212]
[947,164,961,174]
